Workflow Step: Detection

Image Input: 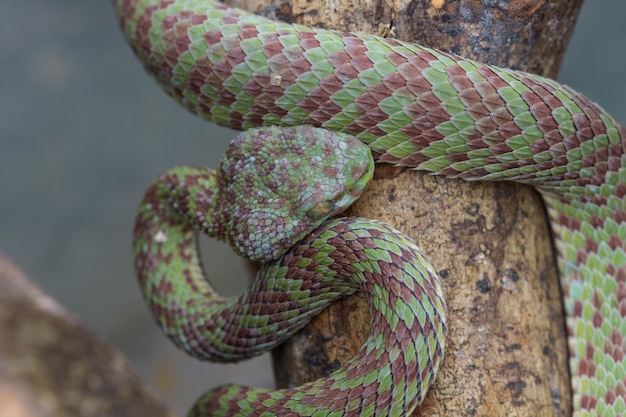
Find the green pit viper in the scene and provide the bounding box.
[114,0,626,415]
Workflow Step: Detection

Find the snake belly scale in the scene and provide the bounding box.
[114,0,626,415]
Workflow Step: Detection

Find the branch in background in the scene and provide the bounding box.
[0,253,176,417]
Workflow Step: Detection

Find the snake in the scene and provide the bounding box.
[114,0,626,415]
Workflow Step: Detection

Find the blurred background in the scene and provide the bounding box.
[1,0,625,414]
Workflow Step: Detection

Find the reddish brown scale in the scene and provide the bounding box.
[300,36,321,50]
[363,125,386,139]
[578,359,597,379]
[460,95,486,121]
[222,11,240,25]
[497,160,522,171]
[309,101,345,124]
[351,91,379,115]
[348,103,386,133]
[237,25,258,39]
[486,69,514,93]
[490,106,514,129]
[589,119,610,139]
[606,390,618,407]
[613,265,625,281]
[514,157,537,169]
[589,214,605,229]
[609,155,622,172]
[345,52,371,74]
[249,97,287,120]
[187,68,208,94]
[117,0,137,30]
[298,95,324,114]
[398,125,427,147]
[605,329,626,363]
[535,116,559,138]
[153,304,178,335]
[241,76,265,98]
[538,126,567,149]
[559,212,582,230]
[134,5,158,57]
[581,194,608,206]
[399,101,428,128]
[520,89,543,108]
[204,28,223,46]
[575,249,588,265]
[266,51,290,73]
[396,60,424,85]
[152,280,178,308]
[532,83,560,108]
[610,234,625,251]
[212,59,234,85]
[161,14,177,31]
[499,122,522,140]
[366,83,392,103]
[225,45,247,69]
[582,395,599,411]
[425,106,452,130]
[297,30,316,40]
[226,110,244,128]
[572,300,584,320]
[592,310,603,328]
[381,72,407,94]
[312,79,338,102]
[261,38,281,58]
[473,116,498,137]
[288,57,312,77]
[445,153,469,163]
[474,82,500,108]
[344,37,367,57]
[395,151,427,167]
[572,112,591,131]
[578,127,596,145]
[385,50,408,67]
[581,103,604,125]
[584,237,599,255]
[528,140,550,154]
[264,83,289,102]
[407,83,436,112]
[563,135,581,151]
[530,109,558,135]
[619,297,626,318]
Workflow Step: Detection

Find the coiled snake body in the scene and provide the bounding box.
[115,0,626,415]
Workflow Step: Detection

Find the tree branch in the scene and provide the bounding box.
[229,0,584,415]
[0,253,176,417]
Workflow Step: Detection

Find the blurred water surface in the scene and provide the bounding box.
[0,0,624,413]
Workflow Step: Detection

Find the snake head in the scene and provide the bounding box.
[217,125,374,262]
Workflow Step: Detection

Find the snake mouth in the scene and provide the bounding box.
[333,154,375,211]
[308,161,374,222]
[352,150,376,191]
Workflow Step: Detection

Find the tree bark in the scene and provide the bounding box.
[0,253,175,417]
[228,0,584,415]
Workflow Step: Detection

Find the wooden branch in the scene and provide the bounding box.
[0,253,176,417]
[226,0,585,415]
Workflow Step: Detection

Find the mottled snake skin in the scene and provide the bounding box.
[114,0,626,415]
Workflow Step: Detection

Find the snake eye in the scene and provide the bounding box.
[306,200,335,220]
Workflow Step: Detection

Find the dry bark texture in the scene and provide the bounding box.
[232,0,582,79]
[226,0,586,415]
[0,253,175,417]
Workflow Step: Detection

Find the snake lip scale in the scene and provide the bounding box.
[116,0,626,415]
